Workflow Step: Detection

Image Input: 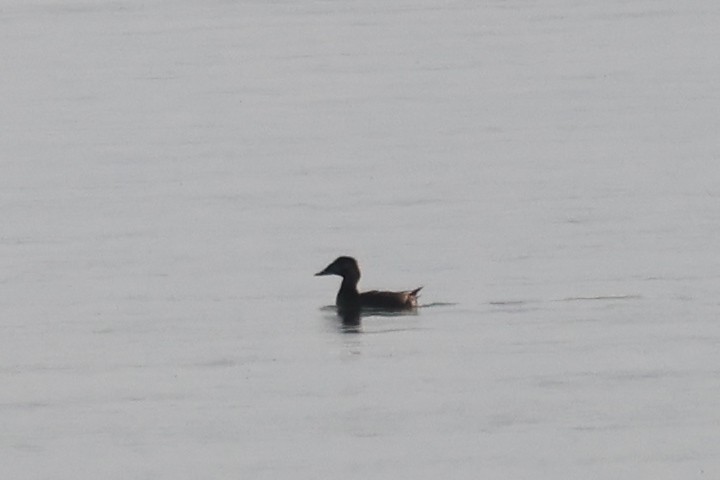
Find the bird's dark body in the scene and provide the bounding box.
[316,256,422,312]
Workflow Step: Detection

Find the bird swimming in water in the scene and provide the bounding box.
[315,256,422,313]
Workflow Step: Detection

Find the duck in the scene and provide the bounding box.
[315,256,422,312]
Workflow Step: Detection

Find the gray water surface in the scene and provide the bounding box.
[2,1,719,478]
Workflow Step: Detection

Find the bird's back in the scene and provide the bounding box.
[360,287,422,310]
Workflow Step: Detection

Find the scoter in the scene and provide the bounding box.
[315,256,422,312]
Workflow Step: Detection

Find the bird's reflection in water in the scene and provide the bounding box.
[320,305,362,333]
[336,308,424,334]
[320,305,426,334]
[338,308,361,333]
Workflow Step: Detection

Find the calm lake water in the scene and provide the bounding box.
[2,1,719,478]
